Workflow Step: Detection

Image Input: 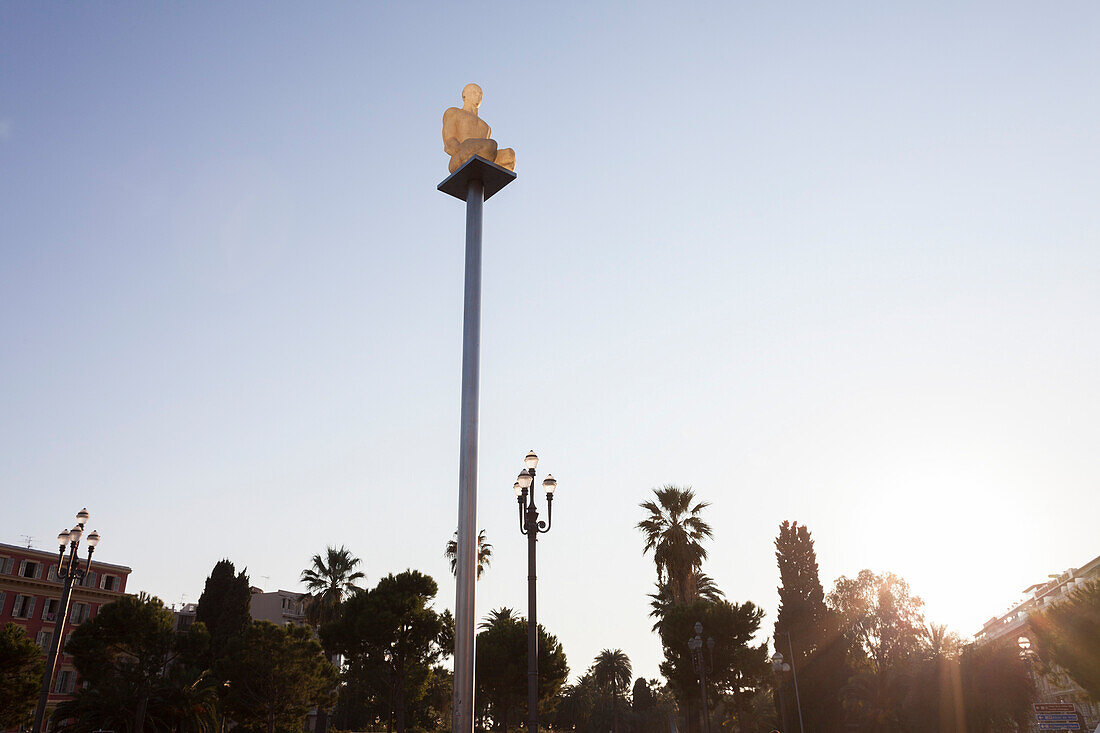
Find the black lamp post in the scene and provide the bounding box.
[771,652,791,732]
[1018,636,1038,695]
[514,450,557,733]
[687,621,714,733]
[33,508,100,733]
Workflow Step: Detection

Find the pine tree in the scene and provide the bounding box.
[195,559,252,666]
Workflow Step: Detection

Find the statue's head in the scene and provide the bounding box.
[461,83,483,109]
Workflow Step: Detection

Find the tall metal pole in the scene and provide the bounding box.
[786,632,805,733]
[776,681,790,733]
[33,552,77,733]
[698,663,709,733]
[452,177,484,733]
[526,498,539,733]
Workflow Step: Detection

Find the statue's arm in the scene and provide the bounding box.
[442,108,461,154]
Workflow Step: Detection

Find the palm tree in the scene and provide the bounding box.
[648,571,725,629]
[478,606,518,630]
[300,546,364,733]
[592,649,632,733]
[444,529,493,580]
[300,545,365,628]
[637,486,714,604]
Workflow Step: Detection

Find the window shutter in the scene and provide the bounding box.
[18,560,26,577]
[35,562,43,579]
[26,597,35,617]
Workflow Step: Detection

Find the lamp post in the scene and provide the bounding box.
[771,653,791,732]
[33,508,100,733]
[784,632,806,733]
[514,450,557,733]
[687,622,714,733]
[1018,636,1039,697]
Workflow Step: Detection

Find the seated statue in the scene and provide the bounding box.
[442,83,516,174]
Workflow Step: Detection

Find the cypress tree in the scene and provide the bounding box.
[774,521,827,656]
[196,559,252,666]
[773,521,845,730]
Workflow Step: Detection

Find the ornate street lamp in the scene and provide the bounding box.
[33,508,100,733]
[1018,635,1039,693]
[687,621,715,733]
[514,450,557,733]
[771,652,791,732]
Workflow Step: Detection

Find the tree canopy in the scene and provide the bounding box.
[59,593,212,733]
[321,570,449,733]
[474,607,568,732]
[301,545,365,629]
[773,520,846,730]
[637,486,713,605]
[195,559,251,667]
[219,621,337,733]
[1029,579,1100,699]
[444,529,493,580]
[0,622,44,729]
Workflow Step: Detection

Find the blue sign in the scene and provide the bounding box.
[1038,714,1080,722]
[1036,723,1080,730]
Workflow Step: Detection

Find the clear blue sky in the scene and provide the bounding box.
[2,2,1098,682]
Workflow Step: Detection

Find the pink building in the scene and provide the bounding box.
[0,541,131,727]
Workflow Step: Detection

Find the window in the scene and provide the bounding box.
[36,630,53,650]
[54,670,75,694]
[12,594,36,619]
[83,571,97,588]
[0,557,12,574]
[101,575,119,591]
[70,603,89,624]
[47,564,60,582]
[41,597,60,622]
[19,560,43,579]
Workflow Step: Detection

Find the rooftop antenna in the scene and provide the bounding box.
[20,535,33,548]
[261,575,270,592]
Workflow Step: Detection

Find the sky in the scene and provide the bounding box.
[2,2,1098,683]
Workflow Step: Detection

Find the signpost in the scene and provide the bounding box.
[1033,703,1083,731]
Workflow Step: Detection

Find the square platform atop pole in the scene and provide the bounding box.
[438,155,517,201]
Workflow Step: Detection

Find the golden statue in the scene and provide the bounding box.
[443,83,516,174]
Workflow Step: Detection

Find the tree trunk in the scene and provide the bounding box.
[394,670,406,733]
[135,694,149,733]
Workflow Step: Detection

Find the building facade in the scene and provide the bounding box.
[0,541,131,728]
[248,586,307,626]
[974,553,1100,732]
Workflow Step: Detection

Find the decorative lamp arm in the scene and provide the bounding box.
[539,495,553,533]
[518,492,529,535]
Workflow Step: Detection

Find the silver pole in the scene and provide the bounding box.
[787,632,805,733]
[452,177,484,733]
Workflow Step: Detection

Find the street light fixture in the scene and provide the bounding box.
[771,653,792,732]
[33,508,100,733]
[514,451,557,733]
[1018,636,1039,694]
[688,622,715,733]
